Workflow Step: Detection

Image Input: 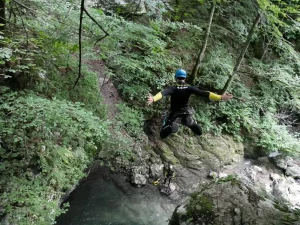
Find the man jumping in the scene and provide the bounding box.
[147,69,233,139]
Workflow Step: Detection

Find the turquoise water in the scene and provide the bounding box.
[56,167,177,225]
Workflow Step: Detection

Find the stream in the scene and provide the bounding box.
[56,166,179,225]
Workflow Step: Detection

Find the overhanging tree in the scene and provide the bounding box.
[222,12,261,94]
[189,1,216,85]
[222,0,300,94]
[74,0,109,88]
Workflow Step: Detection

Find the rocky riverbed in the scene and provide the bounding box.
[57,129,300,225]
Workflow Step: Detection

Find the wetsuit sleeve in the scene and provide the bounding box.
[190,86,222,100]
[153,92,162,102]
[161,87,175,96]
[208,92,222,101]
[153,87,175,102]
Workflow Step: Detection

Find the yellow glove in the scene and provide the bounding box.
[153,178,160,185]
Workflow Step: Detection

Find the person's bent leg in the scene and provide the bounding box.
[182,115,202,136]
[189,123,202,135]
[160,124,173,139]
[160,113,177,139]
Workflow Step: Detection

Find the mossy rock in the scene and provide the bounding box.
[155,133,244,170]
[154,140,180,165]
[169,179,292,225]
[186,193,215,222]
[197,134,244,165]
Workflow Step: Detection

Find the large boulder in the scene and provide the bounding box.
[271,154,294,170]
[286,165,300,179]
[155,133,244,171]
[131,174,147,187]
[149,163,164,179]
[221,158,300,209]
[169,179,298,225]
[270,154,300,179]
[151,133,244,194]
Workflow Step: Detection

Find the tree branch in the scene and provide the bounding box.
[133,0,142,15]
[73,3,110,88]
[11,0,36,14]
[83,7,109,46]
[222,12,261,94]
[12,0,96,38]
[15,5,28,46]
[261,36,273,60]
[73,0,85,88]
[7,6,17,25]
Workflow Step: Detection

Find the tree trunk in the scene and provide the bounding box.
[189,2,215,85]
[73,0,85,88]
[0,0,5,31]
[221,12,261,94]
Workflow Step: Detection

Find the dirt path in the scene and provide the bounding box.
[86,59,122,120]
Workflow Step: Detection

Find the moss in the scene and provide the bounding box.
[197,134,244,165]
[155,141,180,164]
[186,193,215,223]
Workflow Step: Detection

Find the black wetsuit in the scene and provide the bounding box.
[160,82,211,139]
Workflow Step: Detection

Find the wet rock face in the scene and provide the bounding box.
[131,174,147,187]
[144,132,246,195]
[149,163,164,179]
[218,157,300,209]
[169,180,291,225]
[155,133,244,171]
[271,154,300,179]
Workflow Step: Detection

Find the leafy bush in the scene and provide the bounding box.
[0,32,46,89]
[0,89,129,224]
[116,103,148,142]
[199,44,234,90]
[258,114,300,154]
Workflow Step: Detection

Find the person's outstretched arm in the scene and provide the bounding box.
[147,87,175,105]
[147,92,162,105]
[190,86,233,101]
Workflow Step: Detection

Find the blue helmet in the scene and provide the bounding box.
[175,69,187,78]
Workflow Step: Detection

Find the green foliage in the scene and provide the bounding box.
[275,201,300,224]
[0,33,46,88]
[198,44,234,89]
[0,2,106,117]
[186,193,215,223]
[116,103,148,142]
[36,61,107,118]
[86,12,185,106]
[258,114,300,154]
[0,89,130,224]
[166,0,206,22]
[193,102,217,133]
